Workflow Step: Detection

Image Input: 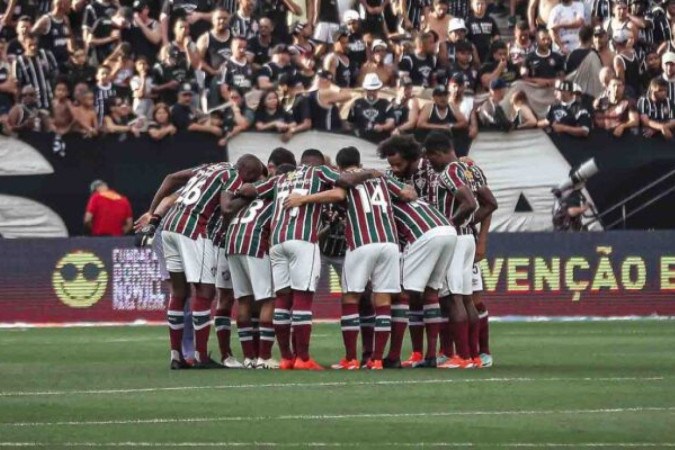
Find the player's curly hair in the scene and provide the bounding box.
[377,135,421,162]
[423,131,453,155]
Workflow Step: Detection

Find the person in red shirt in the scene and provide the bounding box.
[84,180,133,236]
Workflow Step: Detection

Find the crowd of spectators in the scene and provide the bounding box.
[1,0,675,151]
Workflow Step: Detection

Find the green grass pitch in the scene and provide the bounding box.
[1,320,674,449]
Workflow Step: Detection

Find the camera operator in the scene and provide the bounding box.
[553,186,590,231]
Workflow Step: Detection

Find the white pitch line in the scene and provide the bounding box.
[0,376,665,398]
[1,444,675,448]
[2,406,674,428]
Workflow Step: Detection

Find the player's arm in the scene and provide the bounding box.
[220,190,251,223]
[146,168,196,215]
[336,169,383,188]
[135,192,179,231]
[473,185,498,223]
[385,176,417,202]
[284,187,347,208]
[238,176,278,199]
[453,185,477,225]
[474,211,491,262]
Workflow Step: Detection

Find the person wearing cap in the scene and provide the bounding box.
[477,78,513,131]
[31,0,72,70]
[311,0,341,48]
[446,18,480,67]
[196,8,232,91]
[170,82,200,131]
[84,180,133,237]
[658,51,675,103]
[324,26,356,87]
[346,73,394,139]
[344,10,367,69]
[417,84,467,134]
[479,40,521,90]
[357,39,395,86]
[399,32,437,88]
[612,27,641,98]
[637,77,675,138]
[592,25,615,68]
[306,69,352,131]
[290,21,318,87]
[537,80,592,136]
[522,28,565,87]
[445,40,479,94]
[257,44,298,89]
[466,0,501,63]
[547,0,585,53]
[390,76,420,135]
[593,76,639,136]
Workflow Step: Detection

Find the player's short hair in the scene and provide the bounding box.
[579,25,594,44]
[424,131,453,155]
[268,147,296,167]
[301,148,325,165]
[276,163,297,175]
[336,146,360,169]
[377,135,421,161]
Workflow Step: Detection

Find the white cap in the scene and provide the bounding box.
[612,28,630,44]
[372,39,387,50]
[663,52,675,65]
[362,73,383,90]
[448,18,467,33]
[343,10,359,24]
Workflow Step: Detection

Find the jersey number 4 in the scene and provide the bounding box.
[355,184,388,214]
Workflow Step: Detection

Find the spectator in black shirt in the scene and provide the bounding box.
[638,77,675,139]
[254,88,295,133]
[82,0,118,47]
[324,26,356,87]
[170,81,198,130]
[565,25,595,74]
[218,35,254,93]
[160,0,217,45]
[522,29,565,87]
[279,75,311,141]
[247,17,276,72]
[128,0,161,64]
[14,33,58,110]
[147,102,177,140]
[0,39,16,117]
[103,96,142,138]
[230,0,259,40]
[64,45,97,88]
[478,40,520,90]
[290,20,318,87]
[89,6,132,65]
[399,32,437,87]
[345,10,367,69]
[445,39,479,94]
[256,0,301,44]
[257,44,297,89]
[466,0,501,63]
[346,73,394,141]
[6,15,31,60]
[216,86,252,145]
[538,80,592,137]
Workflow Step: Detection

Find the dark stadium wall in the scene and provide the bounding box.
[1,232,674,324]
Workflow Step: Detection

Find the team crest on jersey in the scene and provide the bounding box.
[552,109,568,122]
[419,66,432,79]
[362,108,379,121]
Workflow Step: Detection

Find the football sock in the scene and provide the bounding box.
[292,290,313,361]
[476,302,490,355]
[237,320,255,360]
[387,301,409,361]
[359,297,375,360]
[373,305,392,361]
[440,318,453,357]
[213,309,232,360]
[273,292,293,360]
[191,296,212,363]
[340,303,360,361]
[251,317,260,359]
[451,319,471,360]
[258,321,275,360]
[408,305,424,354]
[167,296,185,358]
[469,317,480,359]
[423,293,442,360]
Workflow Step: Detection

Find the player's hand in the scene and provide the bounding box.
[368,169,384,179]
[134,212,153,231]
[284,193,305,209]
[474,242,487,262]
[134,223,157,247]
[237,183,257,198]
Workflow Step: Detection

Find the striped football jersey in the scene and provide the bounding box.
[393,199,451,248]
[344,173,403,250]
[163,163,240,240]
[224,198,274,258]
[462,159,488,191]
[433,161,474,228]
[386,157,437,203]
[256,165,341,246]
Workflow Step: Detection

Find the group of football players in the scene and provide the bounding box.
[136,131,497,370]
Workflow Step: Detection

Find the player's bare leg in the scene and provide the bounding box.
[358,287,374,365]
[167,271,190,369]
[367,293,392,370]
[215,287,239,367]
[464,295,481,367]
[256,298,278,368]
[273,287,294,368]
[473,290,492,367]
[402,292,424,367]
[384,292,409,368]
[332,293,361,370]
[191,282,220,368]
[236,296,257,368]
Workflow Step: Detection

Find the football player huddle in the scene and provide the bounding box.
[136,131,497,371]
